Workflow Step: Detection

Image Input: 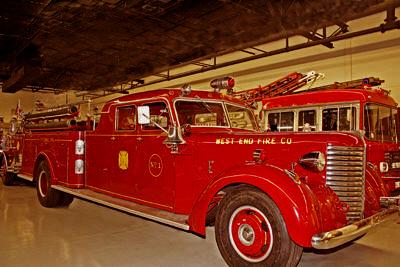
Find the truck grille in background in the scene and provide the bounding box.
[384,151,400,170]
[326,145,365,222]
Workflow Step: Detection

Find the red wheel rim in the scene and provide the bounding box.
[229,205,273,263]
[38,171,48,197]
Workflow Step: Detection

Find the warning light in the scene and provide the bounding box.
[210,77,235,92]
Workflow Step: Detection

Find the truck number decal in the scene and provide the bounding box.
[149,154,163,177]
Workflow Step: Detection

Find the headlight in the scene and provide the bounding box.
[379,162,389,173]
[298,151,326,172]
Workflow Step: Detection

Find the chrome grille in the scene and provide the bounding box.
[326,145,365,222]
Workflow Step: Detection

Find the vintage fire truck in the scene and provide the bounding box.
[254,74,400,195]
[1,81,399,266]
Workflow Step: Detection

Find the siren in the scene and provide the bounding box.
[210,77,235,92]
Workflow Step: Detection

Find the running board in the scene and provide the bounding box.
[18,174,34,182]
[51,185,189,230]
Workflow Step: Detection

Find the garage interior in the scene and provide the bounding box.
[1,0,400,266]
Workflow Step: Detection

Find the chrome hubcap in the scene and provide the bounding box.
[238,224,255,246]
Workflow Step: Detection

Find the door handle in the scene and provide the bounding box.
[137,137,143,142]
[111,136,116,141]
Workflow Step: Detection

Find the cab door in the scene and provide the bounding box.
[86,104,137,197]
[107,105,138,195]
[134,100,175,210]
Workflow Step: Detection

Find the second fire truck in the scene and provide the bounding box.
[241,73,400,195]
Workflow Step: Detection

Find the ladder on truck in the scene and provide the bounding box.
[230,71,324,105]
[308,77,384,91]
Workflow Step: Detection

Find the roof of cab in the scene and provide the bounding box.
[106,88,246,106]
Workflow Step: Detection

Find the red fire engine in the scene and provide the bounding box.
[254,74,400,195]
[0,82,399,266]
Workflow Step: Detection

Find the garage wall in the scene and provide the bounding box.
[0,11,399,122]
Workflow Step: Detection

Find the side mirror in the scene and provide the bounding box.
[138,106,150,124]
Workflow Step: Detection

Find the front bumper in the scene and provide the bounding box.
[311,200,399,250]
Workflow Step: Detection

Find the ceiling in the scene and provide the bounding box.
[0,0,399,94]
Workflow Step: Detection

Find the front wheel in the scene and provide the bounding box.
[36,161,62,207]
[215,187,302,267]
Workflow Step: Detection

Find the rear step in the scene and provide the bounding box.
[52,185,189,230]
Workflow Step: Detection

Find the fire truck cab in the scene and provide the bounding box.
[262,78,400,194]
[1,84,399,267]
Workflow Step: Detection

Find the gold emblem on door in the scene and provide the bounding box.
[118,151,129,170]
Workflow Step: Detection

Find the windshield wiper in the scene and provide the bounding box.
[195,96,217,118]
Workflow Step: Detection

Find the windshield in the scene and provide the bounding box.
[226,104,258,130]
[364,103,398,142]
[175,100,257,130]
[175,100,228,127]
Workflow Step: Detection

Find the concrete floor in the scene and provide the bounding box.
[1,181,399,267]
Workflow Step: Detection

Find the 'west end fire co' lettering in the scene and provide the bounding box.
[216,137,292,145]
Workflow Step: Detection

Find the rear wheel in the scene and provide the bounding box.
[215,187,302,267]
[36,161,62,207]
[1,157,15,186]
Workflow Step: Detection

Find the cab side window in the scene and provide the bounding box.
[267,112,294,132]
[142,102,170,131]
[322,108,338,131]
[298,110,316,132]
[117,106,136,130]
[323,107,356,131]
[339,107,356,131]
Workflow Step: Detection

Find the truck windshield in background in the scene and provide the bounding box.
[364,104,398,142]
[175,100,257,130]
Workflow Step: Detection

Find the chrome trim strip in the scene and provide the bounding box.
[327,155,363,161]
[326,181,363,186]
[327,161,363,166]
[326,166,364,171]
[326,176,363,181]
[329,186,364,191]
[327,151,364,156]
[18,174,34,182]
[327,171,363,176]
[52,185,189,231]
[339,196,363,202]
[327,146,364,151]
[335,191,362,197]
[326,144,365,221]
[312,207,399,249]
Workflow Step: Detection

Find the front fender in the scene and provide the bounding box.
[364,164,389,217]
[33,152,57,183]
[188,163,322,247]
